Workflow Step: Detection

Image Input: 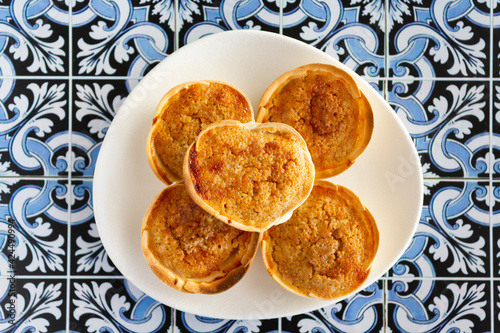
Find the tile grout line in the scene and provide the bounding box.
[172,0,179,330]
[279,0,283,35]
[6,275,126,279]
[383,279,388,333]
[174,0,179,52]
[66,2,73,331]
[2,76,500,82]
[172,307,176,332]
[384,0,389,330]
[66,160,72,332]
[0,273,478,280]
[384,0,389,81]
[2,75,500,81]
[378,276,500,281]
[0,75,146,80]
[5,274,500,282]
[489,1,494,332]
[5,275,500,281]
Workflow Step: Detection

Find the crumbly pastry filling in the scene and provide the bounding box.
[146,185,253,278]
[151,83,253,178]
[189,125,313,229]
[266,185,377,299]
[263,73,359,171]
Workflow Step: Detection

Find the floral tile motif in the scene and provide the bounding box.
[70,180,119,276]
[391,180,490,279]
[494,5,500,78]
[389,79,490,178]
[281,0,385,78]
[175,311,278,333]
[178,0,280,47]
[72,0,174,77]
[388,0,490,78]
[69,278,171,332]
[0,1,69,76]
[0,278,66,333]
[72,80,130,177]
[0,179,68,276]
[388,279,490,332]
[283,281,383,333]
[494,83,500,178]
[0,78,69,177]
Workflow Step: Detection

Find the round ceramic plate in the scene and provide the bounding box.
[94,30,423,320]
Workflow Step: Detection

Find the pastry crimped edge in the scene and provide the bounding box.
[146,80,254,185]
[182,120,315,232]
[256,63,374,179]
[260,180,380,300]
[141,183,262,294]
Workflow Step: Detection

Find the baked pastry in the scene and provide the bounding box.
[261,180,379,299]
[183,120,315,232]
[147,80,253,185]
[256,63,374,178]
[141,183,261,294]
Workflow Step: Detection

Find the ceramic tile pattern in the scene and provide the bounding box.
[0,0,498,332]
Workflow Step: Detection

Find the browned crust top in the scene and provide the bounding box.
[256,63,374,178]
[183,120,315,232]
[147,80,253,185]
[262,181,379,299]
[141,183,261,294]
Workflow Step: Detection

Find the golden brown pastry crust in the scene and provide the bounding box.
[183,120,315,232]
[147,80,254,185]
[141,183,261,294]
[261,180,379,299]
[256,63,374,178]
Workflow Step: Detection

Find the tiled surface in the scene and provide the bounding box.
[0,0,499,332]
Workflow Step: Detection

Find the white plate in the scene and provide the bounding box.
[94,30,423,320]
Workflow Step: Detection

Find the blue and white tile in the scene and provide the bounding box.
[0,78,69,177]
[366,79,384,98]
[282,0,385,78]
[494,82,500,178]
[177,0,280,48]
[70,180,120,276]
[391,180,490,279]
[494,1,500,78]
[0,179,68,277]
[389,79,490,178]
[388,278,490,332]
[72,79,130,177]
[0,278,66,333]
[70,278,171,332]
[282,281,383,333]
[175,311,278,333]
[72,0,174,77]
[388,0,489,79]
[0,0,69,76]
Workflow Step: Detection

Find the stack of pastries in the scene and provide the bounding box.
[141,64,379,299]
